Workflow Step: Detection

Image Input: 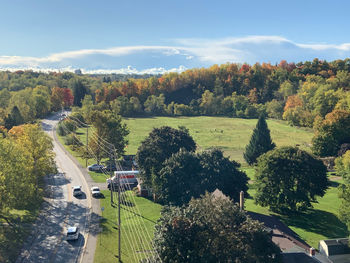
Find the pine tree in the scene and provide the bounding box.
[244,115,275,165]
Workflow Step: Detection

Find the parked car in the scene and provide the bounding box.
[66,226,79,241]
[91,186,101,197]
[72,186,82,197]
[88,163,104,172]
[104,163,117,171]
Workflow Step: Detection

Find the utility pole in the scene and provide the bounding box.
[110,147,114,204]
[85,125,89,167]
[118,168,121,262]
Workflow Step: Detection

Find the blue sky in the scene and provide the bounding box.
[1,0,350,73]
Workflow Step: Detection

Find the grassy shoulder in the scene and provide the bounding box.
[94,190,162,263]
[57,131,109,183]
[123,116,313,164]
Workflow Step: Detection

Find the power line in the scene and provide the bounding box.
[67,117,162,262]
[60,117,161,262]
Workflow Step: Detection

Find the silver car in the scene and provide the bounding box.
[66,226,79,241]
[91,186,101,197]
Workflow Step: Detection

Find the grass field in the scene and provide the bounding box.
[57,117,348,257]
[123,116,314,164]
[94,190,162,263]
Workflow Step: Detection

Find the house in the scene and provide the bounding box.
[318,238,350,263]
[282,252,321,263]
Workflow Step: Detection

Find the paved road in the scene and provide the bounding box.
[16,113,101,263]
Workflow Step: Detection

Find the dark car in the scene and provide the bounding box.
[104,163,117,171]
[88,164,104,172]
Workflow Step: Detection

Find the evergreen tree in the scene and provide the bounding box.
[244,115,275,165]
[71,79,88,107]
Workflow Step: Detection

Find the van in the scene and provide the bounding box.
[107,170,139,190]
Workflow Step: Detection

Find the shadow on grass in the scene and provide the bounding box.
[329,180,340,187]
[276,208,349,239]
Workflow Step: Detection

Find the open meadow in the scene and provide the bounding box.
[124,116,314,164]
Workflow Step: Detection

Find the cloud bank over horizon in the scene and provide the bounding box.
[1,36,350,74]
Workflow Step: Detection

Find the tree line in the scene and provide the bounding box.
[2,58,350,129]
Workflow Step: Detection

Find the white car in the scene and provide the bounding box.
[66,226,79,241]
[72,186,82,197]
[88,163,104,172]
[91,186,101,197]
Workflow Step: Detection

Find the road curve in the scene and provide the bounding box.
[16,113,101,263]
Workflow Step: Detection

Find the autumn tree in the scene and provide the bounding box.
[63,88,74,108]
[8,124,56,192]
[244,115,275,165]
[153,193,282,263]
[51,87,65,111]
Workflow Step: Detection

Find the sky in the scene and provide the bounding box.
[1,0,350,74]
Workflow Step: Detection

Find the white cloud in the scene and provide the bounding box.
[1,36,350,73]
[0,65,187,75]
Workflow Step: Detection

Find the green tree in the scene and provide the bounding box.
[255,146,328,213]
[110,96,133,117]
[80,94,94,123]
[335,151,350,232]
[0,138,33,222]
[152,148,248,206]
[312,110,350,156]
[199,149,248,201]
[144,94,166,115]
[4,106,24,129]
[32,85,51,118]
[136,126,196,187]
[153,193,282,263]
[244,115,275,165]
[0,89,11,109]
[265,99,284,119]
[277,80,296,101]
[8,88,36,123]
[9,124,56,193]
[71,79,88,107]
[155,149,202,205]
[90,110,129,158]
[129,96,143,115]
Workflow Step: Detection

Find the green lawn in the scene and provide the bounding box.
[244,170,349,248]
[94,190,162,263]
[123,117,313,164]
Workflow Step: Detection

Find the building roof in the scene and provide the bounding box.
[282,252,321,263]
